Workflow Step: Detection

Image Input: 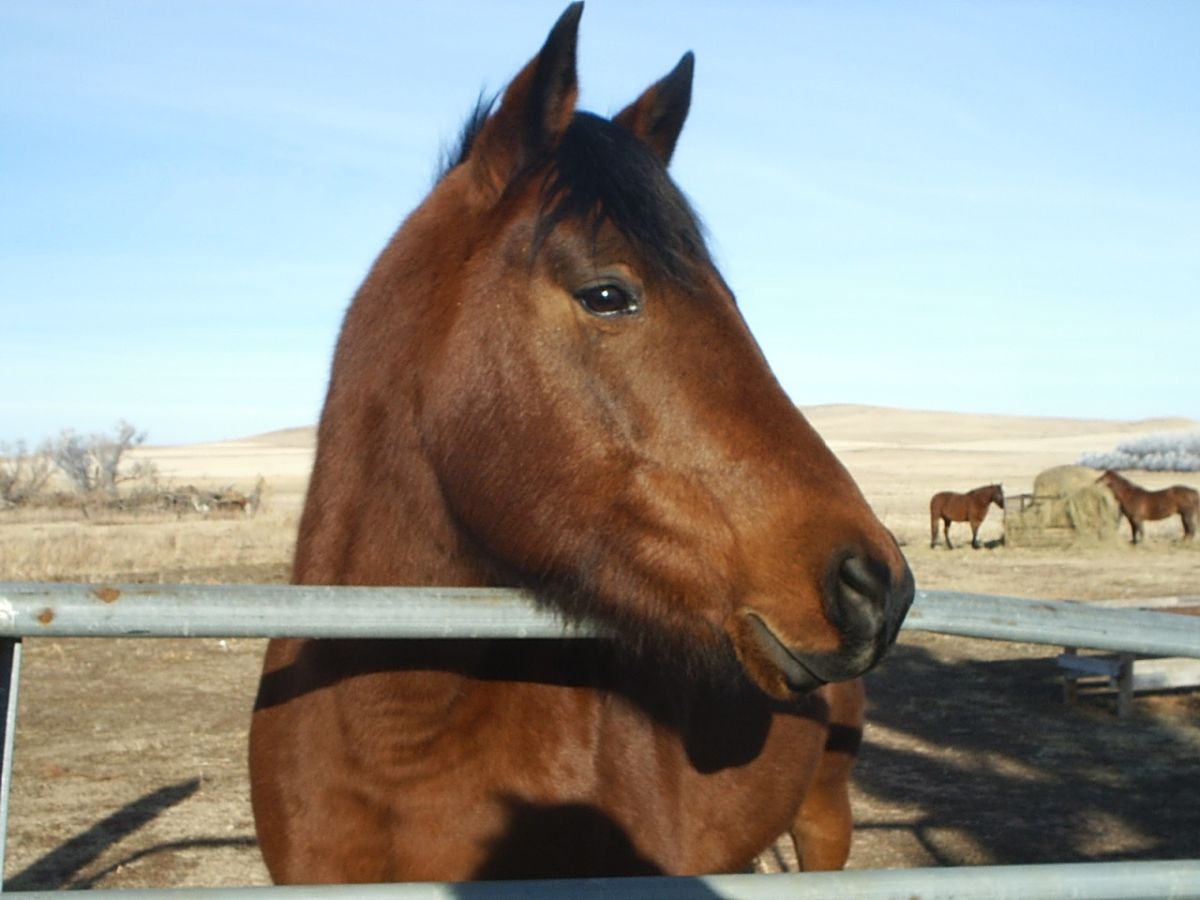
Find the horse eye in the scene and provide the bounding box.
[574,284,640,317]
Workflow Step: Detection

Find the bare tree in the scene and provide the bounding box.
[0,440,53,507]
[46,420,155,496]
[91,420,153,493]
[47,431,94,494]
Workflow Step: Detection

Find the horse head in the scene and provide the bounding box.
[309,3,913,701]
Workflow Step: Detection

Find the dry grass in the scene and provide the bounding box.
[0,436,310,586]
[3,411,1198,597]
[0,476,303,587]
[0,511,298,584]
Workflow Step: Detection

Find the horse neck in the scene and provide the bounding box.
[970,486,995,507]
[293,196,497,590]
[293,435,487,589]
[1105,474,1134,500]
[293,356,490,590]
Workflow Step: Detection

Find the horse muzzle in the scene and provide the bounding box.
[737,550,915,696]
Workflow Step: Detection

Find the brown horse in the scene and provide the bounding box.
[1097,469,1198,544]
[250,4,913,883]
[930,484,1004,549]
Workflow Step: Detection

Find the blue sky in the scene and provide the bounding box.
[2,1,1197,446]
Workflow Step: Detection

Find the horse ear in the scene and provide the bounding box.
[613,51,694,165]
[469,3,582,190]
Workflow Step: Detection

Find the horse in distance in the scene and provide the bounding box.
[1097,469,1198,543]
[930,483,1004,549]
[250,4,914,883]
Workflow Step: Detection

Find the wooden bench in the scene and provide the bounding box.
[1057,596,1200,718]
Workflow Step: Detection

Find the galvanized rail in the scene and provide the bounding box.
[2,583,1199,657]
[2,583,1199,898]
[6,859,1200,899]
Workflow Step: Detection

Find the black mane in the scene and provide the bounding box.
[436,93,495,181]
[439,105,712,287]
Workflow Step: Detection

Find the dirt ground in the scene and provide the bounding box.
[3,410,1200,887]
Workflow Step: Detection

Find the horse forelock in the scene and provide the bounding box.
[533,112,712,287]
[439,103,712,288]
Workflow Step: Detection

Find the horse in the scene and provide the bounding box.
[249,4,914,883]
[1097,469,1198,544]
[929,483,1004,549]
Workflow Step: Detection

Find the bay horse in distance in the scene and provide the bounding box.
[930,483,1004,549]
[1097,469,1198,543]
[250,4,913,883]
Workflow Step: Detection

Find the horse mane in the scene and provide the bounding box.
[436,93,497,181]
[439,100,712,288]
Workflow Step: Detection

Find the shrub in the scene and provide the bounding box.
[0,441,53,507]
[45,421,158,495]
[1077,432,1200,472]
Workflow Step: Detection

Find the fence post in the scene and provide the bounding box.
[1061,646,1078,705]
[1116,653,1134,719]
[0,637,22,891]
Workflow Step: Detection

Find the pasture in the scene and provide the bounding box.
[2,405,1199,888]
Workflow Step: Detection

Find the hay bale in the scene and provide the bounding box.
[1006,465,1121,547]
[1033,465,1104,498]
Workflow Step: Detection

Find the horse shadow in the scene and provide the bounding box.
[471,799,664,880]
[855,637,1200,865]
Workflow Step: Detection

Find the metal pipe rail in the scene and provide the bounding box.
[7,859,1200,899]
[2,583,1199,898]
[2,583,1199,657]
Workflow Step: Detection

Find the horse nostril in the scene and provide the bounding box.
[838,553,887,601]
[824,551,891,639]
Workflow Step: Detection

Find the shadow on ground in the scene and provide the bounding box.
[6,778,256,890]
[856,634,1200,865]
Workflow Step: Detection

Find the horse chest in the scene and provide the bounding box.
[325,672,601,793]
[367,679,819,875]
